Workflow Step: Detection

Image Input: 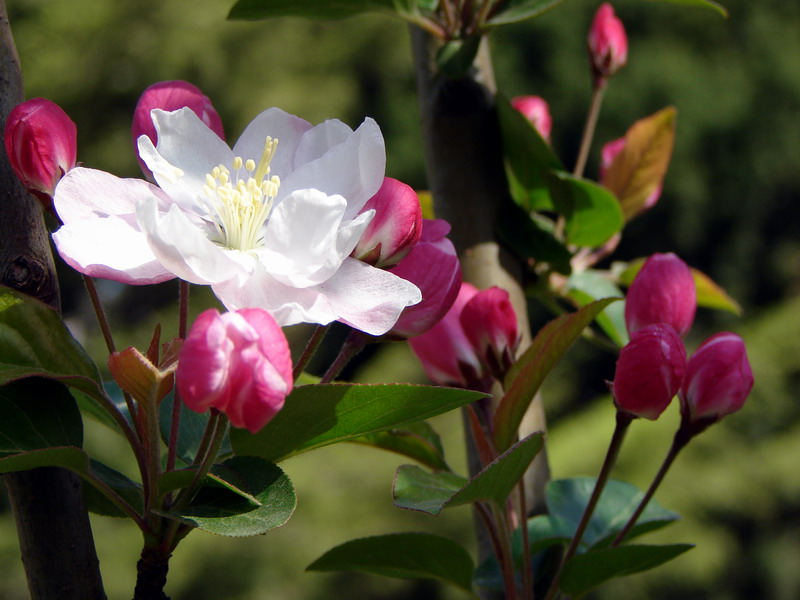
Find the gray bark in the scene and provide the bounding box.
[1,3,106,598]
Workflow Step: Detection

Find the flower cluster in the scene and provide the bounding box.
[613,253,753,428]
[6,81,465,433]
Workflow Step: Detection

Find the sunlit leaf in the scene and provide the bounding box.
[231,384,485,463]
[548,172,623,247]
[601,108,676,222]
[494,299,619,452]
[566,271,627,347]
[308,533,478,597]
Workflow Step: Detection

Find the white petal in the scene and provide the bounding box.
[294,119,355,164]
[232,107,311,181]
[53,217,174,285]
[136,196,248,285]
[140,108,233,210]
[279,118,385,221]
[212,269,336,327]
[260,189,351,288]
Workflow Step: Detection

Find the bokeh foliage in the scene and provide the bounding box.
[1,0,799,598]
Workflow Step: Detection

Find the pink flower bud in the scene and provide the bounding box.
[389,219,461,338]
[177,308,293,433]
[599,136,662,209]
[625,253,696,337]
[680,332,753,424]
[588,3,628,81]
[352,177,423,269]
[460,286,520,381]
[132,81,225,178]
[4,98,77,204]
[612,323,686,420]
[510,96,552,142]
[409,282,492,391]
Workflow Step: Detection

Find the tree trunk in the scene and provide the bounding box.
[1,3,106,598]
[409,26,550,513]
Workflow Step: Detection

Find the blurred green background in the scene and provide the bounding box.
[1,0,799,598]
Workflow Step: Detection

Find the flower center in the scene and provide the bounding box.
[202,137,280,252]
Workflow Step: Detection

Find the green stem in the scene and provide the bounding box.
[610,427,692,547]
[572,78,607,179]
[543,410,633,600]
[474,502,513,599]
[517,480,533,600]
[493,503,520,600]
[166,280,191,474]
[81,471,148,532]
[320,329,369,384]
[292,324,328,382]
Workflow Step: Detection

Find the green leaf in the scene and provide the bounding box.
[160,393,232,464]
[0,286,105,401]
[0,446,89,474]
[0,378,83,451]
[162,456,295,537]
[394,433,544,514]
[545,478,680,550]
[228,0,399,20]
[601,107,677,222]
[561,544,694,597]
[645,0,727,18]
[82,460,143,517]
[497,94,563,212]
[231,384,485,463]
[308,533,478,597]
[494,299,619,452]
[352,420,450,471]
[548,172,623,247]
[486,0,565,26]
[566,271,627,347]
[497,201,572,275]
[393,466,467,515]
[616,259,742,315]
[436,36,482,78]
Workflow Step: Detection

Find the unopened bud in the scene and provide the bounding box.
[588,3,628,82]
[510,96,552,142]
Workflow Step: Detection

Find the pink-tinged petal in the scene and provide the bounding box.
[510,96,552,142]
[460,287,520,380]
[612,323,686,420]
[214,258,421,336]
[279,117,385,221]
[136,196,248,285]
[588,3,628,80]
[52,168,175,284]
[232,107,312,181]
[389,219,461,338]
[177,308,292,433]
[352,177,423,269]
[680,332,753,424]
[132,81,225,178]
[625,253,697,337]
[53,218,175,284]
[4,98,77,200]
[140,108,233,208]
[409,282,491,391]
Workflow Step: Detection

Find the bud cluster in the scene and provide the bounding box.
[409,282,520,392]
[613,253,753,429]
